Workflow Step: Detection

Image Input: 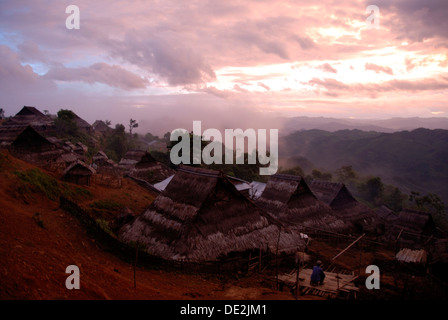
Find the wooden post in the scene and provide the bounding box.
[276,227,281,290]
[332,234,365,261]
[134,243,138,289]
[248,251,251,273]
[258,246,262,273]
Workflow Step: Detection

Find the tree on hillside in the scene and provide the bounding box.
[311,169,332,181]
[409,191,448,231]
[105,124,127,161]
[336,165,357,183]
[0,108,5,119]
[129,118,138,137]
[279,166,305,177]
[55,109,79,137]
[383,186,406,212]
[358,176,384,206]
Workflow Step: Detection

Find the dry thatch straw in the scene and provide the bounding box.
[119,166,306,262]
[256,174,351,233]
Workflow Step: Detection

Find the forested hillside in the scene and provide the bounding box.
[279,128,448,208]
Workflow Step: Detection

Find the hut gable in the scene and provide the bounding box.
[7,106,52,125]
[386,209,437,247]
[310,180,380,234]
[119,166,305,262]
[63,160,96,186]
[393,209,435,235]
[0,106,55,147]
[71,112,93,133]
[10,126,64,165]
[256,174,350,232]
[119,150,175,184]
[92,120,110,133]
[91,151,122,188]
[309,180,356,208]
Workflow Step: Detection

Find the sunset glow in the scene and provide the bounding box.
[1,0,447,132]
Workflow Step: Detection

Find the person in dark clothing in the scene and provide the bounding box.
[310,260,325,285]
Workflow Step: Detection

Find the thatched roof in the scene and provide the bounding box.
[393,209,435,235]
[71,112,93,132]
[119,150,175,184]
[5,106,52,126]
[385,209,437,247]
[310,179,380,234]
[9,126,64,164]
[395,248,427,264]
[256,174,350,232]
[0,106,55,147]
[64,160,96,176]
[118,150,154,169]
[92,120,110,133]
[376,205,398,222]
[309,180,356,207]
[11,126,57,153]
[119,166,306,262]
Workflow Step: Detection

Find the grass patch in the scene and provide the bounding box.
[91,199,124,211]
[13,168,61,201]
[62,184,93,202]
[96,219,115,237]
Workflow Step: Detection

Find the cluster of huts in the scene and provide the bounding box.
[0,106,174,189]
[1,106,447,274]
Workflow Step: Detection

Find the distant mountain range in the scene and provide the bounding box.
[279,128,448,206]
[281,116,448,134]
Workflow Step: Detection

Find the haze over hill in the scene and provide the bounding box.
[281,116,448,134]
[279,128,448,207]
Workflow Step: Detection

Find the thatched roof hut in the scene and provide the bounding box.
[387,209,437,247]
[119,166,306,262]
[375,205,398,222]
[309,180,356,207]
[63,160,96,186]
[9,126,64,165]
[0,106,55,147]
[310,180,380,234]
[119,150,175,184]
[92,120,110,133]
[91,150,122,188]
[256,174,350,233]
[71,111,93,134]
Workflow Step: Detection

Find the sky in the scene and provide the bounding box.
[1,0,448,135]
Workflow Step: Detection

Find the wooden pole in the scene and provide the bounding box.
[134,243,138,289]
[332,233,365,261]
[276,227,281,290]
[259,246,262,273]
